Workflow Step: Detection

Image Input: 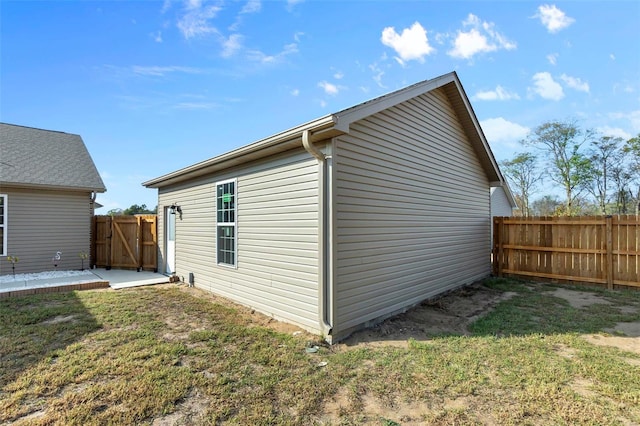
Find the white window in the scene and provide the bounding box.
[0,194,6,256]
[216,179,237,267]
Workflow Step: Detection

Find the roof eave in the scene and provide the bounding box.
[441,74,503,184]
[0,181,106,193]
[143,114,338,189]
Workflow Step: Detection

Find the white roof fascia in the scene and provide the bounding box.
[451,76,504,186]
[333,72,457,132]
[143,114,337,188]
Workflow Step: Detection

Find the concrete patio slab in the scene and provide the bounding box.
[90,269,170,289]
[0,269,170,297]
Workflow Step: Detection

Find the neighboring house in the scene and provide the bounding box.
[0,123,106,274]
[143,72,508,342]
[490,185,517,242]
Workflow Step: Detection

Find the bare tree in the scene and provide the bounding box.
[500,152,542,216]
[524,120,595,215]
[610,164,634,213]
[623,134,640,214]
[587,136,622,214]
[531,195,562,216]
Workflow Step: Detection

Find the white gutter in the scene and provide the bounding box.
[143,115,337,188]
[302,130,333,338]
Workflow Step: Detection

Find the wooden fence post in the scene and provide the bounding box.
[606,215,613,290]
[137,215,143,271]
[494,217,503,277]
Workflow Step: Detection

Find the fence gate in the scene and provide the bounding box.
[91,215,158,272]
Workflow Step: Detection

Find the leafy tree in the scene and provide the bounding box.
[123,204,156,215]
[587,136,622,214]
[107,208,123,216]
[524,120,595,215]
[500,152,542,216]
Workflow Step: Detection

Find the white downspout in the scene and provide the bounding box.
[302,129,333,337]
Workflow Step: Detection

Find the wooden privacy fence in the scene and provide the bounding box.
[91,215,158,271]
[493,215,639,289]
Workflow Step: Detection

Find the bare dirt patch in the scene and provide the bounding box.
[41,315,77,325]
[152,390,210,426]
[582,333,640,355]
[551,288,612,309]
[607,321,640,338]
[341,283,517,348]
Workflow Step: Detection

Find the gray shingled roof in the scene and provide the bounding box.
[0,123,106,192]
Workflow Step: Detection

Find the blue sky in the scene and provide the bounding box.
[2,0,639,212]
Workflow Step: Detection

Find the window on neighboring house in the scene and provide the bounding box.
[216,179,236,267]
[0,194,6,256]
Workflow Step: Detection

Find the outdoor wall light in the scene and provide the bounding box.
[169,204,183,219]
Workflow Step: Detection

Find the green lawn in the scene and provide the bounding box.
[1,278,639,425]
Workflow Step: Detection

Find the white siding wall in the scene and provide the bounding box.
[157,149,321,332]
[490,187,513,242]
[0,188,92,275]
[334,88,491,334]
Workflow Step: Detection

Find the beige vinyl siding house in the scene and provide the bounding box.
[334,90,492,334]
[0,123,106,274]
[144,72,508,342]
[155,149,322,330]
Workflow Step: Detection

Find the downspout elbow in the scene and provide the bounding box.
[302,129,326,162]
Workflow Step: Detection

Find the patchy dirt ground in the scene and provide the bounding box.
[549,286,640,354]
[179,281,640,355]
[159,282,640,426]
[339,282,518,348]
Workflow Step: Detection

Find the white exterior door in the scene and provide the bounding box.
[165,208,176,274]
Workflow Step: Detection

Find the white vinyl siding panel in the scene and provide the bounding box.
[157,149,321,332]
[490,187,513,243]
[491,187,513,218]
[0,188,92,275]
[334,88,491,332]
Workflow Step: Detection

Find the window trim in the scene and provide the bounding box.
[0,194,6,257]
[215,178,237,268]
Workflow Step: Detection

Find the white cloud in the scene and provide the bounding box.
[381,21,434,65]
[177,1,221,39]
[240,0,261,14]
[481,117,530,145]
[131,65,204,76]
[173,102,218,110]
[319,99,327,108]
[291,89,299,96]
[610,110,640,133]
[161,0,172,13]
[333,71,344,80]
[610,53,616,61]
[530,72,564,101]
[369,59,387,89]
[151,31,163,43]
[286,0,303,12]
[318,81,339,96]
[473,85,520,101]
[448,14,516,60]
[596,126,631,140]
[246,42,298,64]
[221,34,243,57]
[535,4,575,34]
[546,53,558,65]
[560,74,589,93]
